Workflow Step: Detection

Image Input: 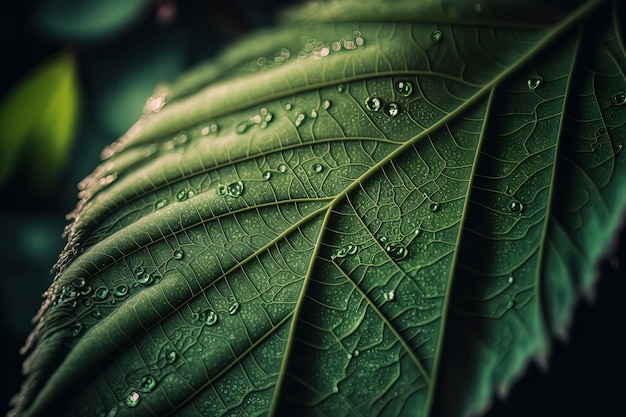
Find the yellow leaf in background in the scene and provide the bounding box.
[0,51,79,187]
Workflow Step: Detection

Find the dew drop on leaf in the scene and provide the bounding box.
[429,202,440,212]
[322,99,331,109]
[527,76,543,91]
[176,189,188,201]
[155,199,168,210]
[202,309,218,326]
[68,321,82,337]
[114,285,128,297]
[94,286,109,300]
[166,351,177,364]
[508,200,524,213]
[73,278,86,288]
[262,171,272,180]
[295,113,306,127]
[284,103,292,111]
[136,273,153,286]
[332,385,339,394]
[384,102,400,117]
[610,91,626,106]
[148,95,166,113]
[172,249,184,260]
[200,122,219,136]
[353,349,360,357]
[365,96,382,112]
[133,266,144,276]
[336,84,345,93]
[508,276,515,284]
[278,164,287,173]
[383,290,395,301]
[138,375,157,393]
[394,80,413,97]
[228,301,240,315]
[312,163,324,173]
[431,29,443,42]
[384,242,408,261]
[218,181,244,198]
[124,391,141,408]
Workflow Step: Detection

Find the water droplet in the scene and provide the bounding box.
[114,285,129,297]
[347,353,352,359]
[365,96,382,112]
[278,164,287,173]
[295,113,306,127]
[527,76,543,91]
[429,202,440,212]
[138,375,157,393]
[133,266,145,276]
[508,276,515,284]
[332,385,339,394]
[312,163,324,173]
[310,109,318,118]
[431,29,443,42]
[218,181,244,198]
[176,189,188,201]
[149,96,166,113]
[384,242,408,261]
[395,80,413,97]
[262,171,272,180]
[68,321,82,337]
[383,290,395,301]
[285,103,292,111]
[166,351,177,364]
[137,273,153,286]
[506,300,514,309]
[508,200,524,214]
[336,84,345,93]
[322,99,331,109]
[202,309,218,326]
[237,122,250,134]
[228,301,240,315]
[155,199,168,210]
[94,287,110,300]
[172,249,184,260]
[73,278,86,288]
[200,122,219,136]
[610,91,626,106]
[124,391,141,408]
[353,349,360,357]
[384,102,400,117]
[331,244,359,260]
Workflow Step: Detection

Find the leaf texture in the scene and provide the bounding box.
[10,0,626,416]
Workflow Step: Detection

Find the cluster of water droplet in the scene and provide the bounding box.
[251,47,291,70]
[363,79,416,119]
[217,180,245,198]
[378,236,409,261]
[237,107,274,134]
[297,30,365,60]
[331,244,359,261]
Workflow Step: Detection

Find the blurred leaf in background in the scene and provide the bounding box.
[0,52,78,189]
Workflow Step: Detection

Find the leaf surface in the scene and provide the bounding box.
[11,0,626,416]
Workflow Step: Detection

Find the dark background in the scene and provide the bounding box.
[0,1,623,416]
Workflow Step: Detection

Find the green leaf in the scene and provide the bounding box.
[10,0,625,416]
[0,52,79,187]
